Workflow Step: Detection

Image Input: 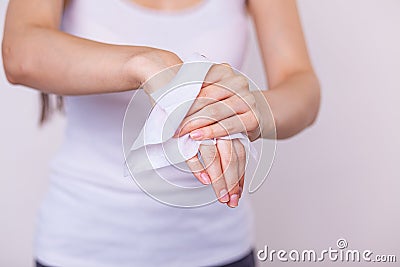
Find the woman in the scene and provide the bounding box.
[2,0,320,266]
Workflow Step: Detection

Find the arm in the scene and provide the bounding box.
[177,0,320,140]
[2,0,182,95]
[249,0,320,139]
[174,0,320,207]
[2,0,240,207]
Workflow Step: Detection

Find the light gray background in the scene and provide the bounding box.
[1,0,399,266]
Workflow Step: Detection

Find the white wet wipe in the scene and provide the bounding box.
[124,53,256,177]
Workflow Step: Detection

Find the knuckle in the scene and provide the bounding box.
[234,75,249,90]
[200,86,212,99]
[212,150,220,162]
[223,120,235,134]
[217,63,234,77]
[212,63,226,73]
[244,94,256,107]
[209,125,220,138]
[206,106,218,118]
[220,62,233,70]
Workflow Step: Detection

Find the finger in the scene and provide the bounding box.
[202,63,235,85]
[176,74,251,137]
[179,101,235,137]
[178,94,253,137]
[187,73,250,117]
[199,144,229,203]
[233,139,246,198]
[216,139,241,208]
[186,81,235,117]
[189,111,257,140]
[186,154,211,185]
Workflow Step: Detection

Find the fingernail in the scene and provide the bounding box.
[219,189,229,203]
[200,173,211,185]
[228,194,239,208]
[190,130,203,140]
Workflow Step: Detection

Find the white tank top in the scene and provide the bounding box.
[34,1,254,266]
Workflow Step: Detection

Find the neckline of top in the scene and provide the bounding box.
[119,0,212,18]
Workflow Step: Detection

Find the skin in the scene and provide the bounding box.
[2,0,320,208]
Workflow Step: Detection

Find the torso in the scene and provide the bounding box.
[64,0,248,14]
[34,1,254,266]
[128,0,205,11]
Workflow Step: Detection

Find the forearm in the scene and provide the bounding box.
[253,71,320,139]
[2,26,172,95]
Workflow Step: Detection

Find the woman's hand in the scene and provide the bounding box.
[175,63,262,142]
[173,63,262,207]
[186,139,245,208]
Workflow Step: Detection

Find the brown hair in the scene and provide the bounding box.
[40,93,64,124]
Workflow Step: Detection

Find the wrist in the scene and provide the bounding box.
[251,90,276,140]
[124,48,183,93]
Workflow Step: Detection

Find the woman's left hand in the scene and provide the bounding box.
[175,63,261,142]
[185,139,246,208]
